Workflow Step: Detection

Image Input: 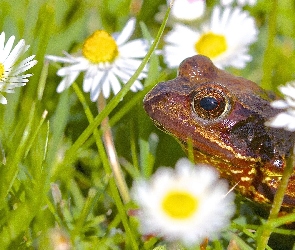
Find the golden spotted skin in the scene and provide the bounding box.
[144,55,295,207]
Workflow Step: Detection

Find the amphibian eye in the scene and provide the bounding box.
[192,87,230,120]
[199,97,218,111]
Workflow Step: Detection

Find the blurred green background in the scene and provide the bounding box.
[0,0,295,249]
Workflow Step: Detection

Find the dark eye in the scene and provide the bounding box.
[192,87,230,120]
[199,97,218,111]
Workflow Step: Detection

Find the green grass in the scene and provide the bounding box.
[1,0,295,249]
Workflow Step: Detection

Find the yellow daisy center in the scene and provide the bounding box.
[0,63,5,80]
[195,32,227,58]
[162,190,199,219]
[82,30,119,64]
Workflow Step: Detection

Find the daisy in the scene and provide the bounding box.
[46,18,149,101]
[170,0,206,21]
[221,0,257,7]
[265,81,295,131]
[131,158,235,246]
[163,6,258,69]
[0,32,37,104]
[156,0,206,25]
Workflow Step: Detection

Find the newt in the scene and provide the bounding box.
[143,55,295,207]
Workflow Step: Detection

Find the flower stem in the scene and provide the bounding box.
[261,0,278,90]
[73,83,137,249]
[97,93,130,204]
[256,144,295,249]
[63,6,168,166]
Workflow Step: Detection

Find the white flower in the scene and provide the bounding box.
[221,0,257,6]
[155,0,206,26]
[265,81,295,131]
[0,32,37,104]
[170,0,206,21]
[131,158,235,246]
[46,18,149,101]
[163,6,258,69]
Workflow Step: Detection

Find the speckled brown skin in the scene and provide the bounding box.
[144,55,295,207]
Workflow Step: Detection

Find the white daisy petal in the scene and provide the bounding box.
[170,0,206,21]
[90,71,107,101]
[83,66,98,93]
[156,0,206,26]
[270,100,289,109]
[108,72,121,96]
[266,81,295,132]
[57,71,80,92]
[211,6,224,31]
[131,158,235,246]
[115,58,144,74]
[119,39,149,58]
[0,32,37,103]
[164,24,200,68]
[130,80,143,92]
[287,122,295,131]
[0,93,7,104]
[221,0,234,6]
[12,57,37,75]
[280,83,295,98]
[3,76,30,86]
[222,0,257,6]
[102,79,111,99]
[4,40,28,68]
[45,54,80,64]
[102,73,112,98]
[17,55,37,68]
[116,56,143,67]
[164,6,257,69]
[47,18,149,102]
[115,18,136,46]
[2,35,15,62]
[266,112,295,128]
[0,32,5,53]
[57,62,87,77]
[113,67,132,83]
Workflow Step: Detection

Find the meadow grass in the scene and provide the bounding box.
[1,0,295,249]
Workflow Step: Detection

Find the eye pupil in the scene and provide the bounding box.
[191,86,230,121]
[200,97,218,111]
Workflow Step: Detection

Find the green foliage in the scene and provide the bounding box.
[0,0,295,249]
